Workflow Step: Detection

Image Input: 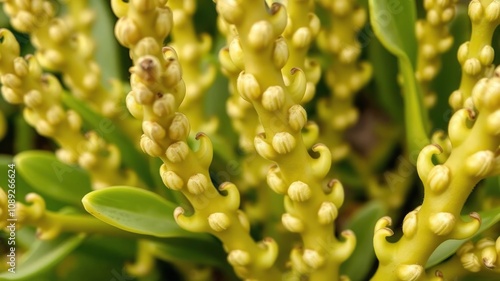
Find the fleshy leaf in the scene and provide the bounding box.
[14,151,91,208]
[61,93,154,188]
[82,186,208,240]
[426,207,500,268]
[0,233,86,281]
[369,0,429,152]
[341,201,387,281]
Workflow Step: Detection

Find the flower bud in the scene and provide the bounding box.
[288,181,311,202]
[248,21,274,50]
[465,150,495,178]
[79,152,97,169]
[46,105,65,125]
[237,72,261,100]
[153,93,176,117]
[468,0,484,23]
[208,212,231,232]
[160,167,184,190]
[169,113,190,141]
[262,86,285,111]
[429,212,456,236]
[402,210,418,238]
[187,173,209,195]
[166,141,189,163]
[460,252,481,272]
[143,121,167,141]
[427,164,451,193]
[303,249,325,269]
[282,213,304,232]
[126,93,143,119]
[463,58,482,76]
[486,0,500,22]
[273,37,289,69]
[217,0,243,25]
[486,110,500,135]
[396,264,424,281]
[267,166,287,194]
[254,134,278,160]
[457,42,469,65]
[23,90,42,108]
[288,105,307,131]
[140,135,164,157]
[229,37,245,70]
[35,120,55,137]
[228,250,251,266]
[317,202,338,225]
[272,132,296,154]
[66,110,82,131]
[479,45,495,66]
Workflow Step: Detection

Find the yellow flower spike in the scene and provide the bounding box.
[173,207,208,233]
[373,216,395,264]
[396,264,424,281]
[448,212,481,240]
[310,144,332,180]
[282,213,305,233]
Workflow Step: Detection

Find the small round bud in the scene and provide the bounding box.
[208,212,231,232]
[160,167,184,190]
[479,45,495,66]
[248,21,274,50]
[262,86,285,111]
[272,132,296,154]
[317,202,338,225]
[427,164,451,193]
[288,105,307,131]
[282,213,304,233]
[460,252,481,272]
[288,181,311,202]
[187,173,209,195]
[165,141,189,163]
[143,121,167,141]
[140,135,164,157]
[169,113,190,141]
[402,211,418,238]
[396,264,424,281]
[237,72,261,100]
[463,58,482,76]
[429,212,456,236]
[303,249,325,269]
[466,150,495,177]
[228,250,251,266]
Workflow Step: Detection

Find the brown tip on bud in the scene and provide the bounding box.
[195,132,206,140]
[431,143,443,153]
[469,212,481,222]
[218,182,231,190]
[290,67,300,75]
[270,2,282,14]
[466,108,477,120]
[140,58,154,71]
[435,270,443,277]
[327,179,339,188]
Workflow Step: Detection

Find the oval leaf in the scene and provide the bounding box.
[369,0,430,152]
[61,93,154,188]
[0,233,86,281]
[14,151,92,208]
[82,186,205,239]
[426,207,500,268]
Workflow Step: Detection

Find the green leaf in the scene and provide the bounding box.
[82,186,207,239]
[61,93,154,188]
[369,0,430,152]
[89,0,122,82]
[0,233,86,281]
[14,151,92,208]
[341,201,387,281]
[426,207,500,268]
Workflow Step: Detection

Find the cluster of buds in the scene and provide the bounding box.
[0,29,132,189]
[217,0,356,279]
[114,0,282,279]
[450,0,500,110]
[316,0,372,162]
[371,67,500,281]
[2,0,123,117]
[416,0,457,108]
